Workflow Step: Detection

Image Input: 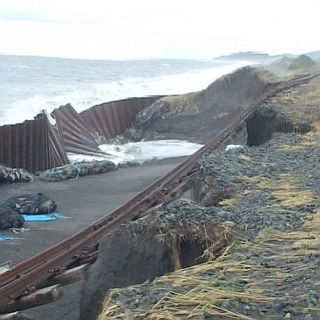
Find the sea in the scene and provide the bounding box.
[0,54,252,163]
[0,55,253,126]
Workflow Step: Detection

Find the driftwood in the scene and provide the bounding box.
[0,264,90,315]
[40,264,89,288]
[0,285,62,314]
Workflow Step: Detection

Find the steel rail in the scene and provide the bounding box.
[0,72,318,309]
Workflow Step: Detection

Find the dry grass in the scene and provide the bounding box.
[218,197,239,207]
[160,93,199,113]
[278,120,320,151]
[272,75,320,126]
[233,175,262,184]
[156,218,237,270]
[255,68,280,83]
[237,154,253,163]
[235,174,315,209]
[278,83,320,107]
[98,258,274,320]
[99,204,320,320]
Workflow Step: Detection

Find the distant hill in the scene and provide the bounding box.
[214,51,270,61]
[305,50,320,61]
[289,55,316,70]
[214,51,301,65]
[265,56,295,74]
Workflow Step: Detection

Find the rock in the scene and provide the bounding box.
[3,193,57,214]
[117,161,140,169]
[0,205,25,229]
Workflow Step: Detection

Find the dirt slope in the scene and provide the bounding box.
[133,67,278,143]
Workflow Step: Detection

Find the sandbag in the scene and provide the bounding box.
[37,161,117,182]
[0,205,25,229]
[0,166,34,184]
[3,192,57,214]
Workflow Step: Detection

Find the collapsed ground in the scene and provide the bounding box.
[1,66,319,320]
[92,72,320,319]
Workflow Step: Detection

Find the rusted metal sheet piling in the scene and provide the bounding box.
[80,96,161,139]
[0,115,68,172]
[0,96,160,171]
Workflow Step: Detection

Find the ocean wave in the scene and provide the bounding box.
[0,60,252,126]
[11,65,33,69]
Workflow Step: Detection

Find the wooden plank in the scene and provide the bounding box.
[0,285,62,314]
[40,264,90,288]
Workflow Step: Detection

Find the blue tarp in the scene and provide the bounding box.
[22,213,70,222]
[0,234,12,241]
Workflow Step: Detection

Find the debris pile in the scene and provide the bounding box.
[0,193,57,229]
[37,160,116,182]
[0,166,34,184]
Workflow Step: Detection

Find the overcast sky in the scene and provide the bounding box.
[0,0,319,60]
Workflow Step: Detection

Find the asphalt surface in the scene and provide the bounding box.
[0,157,184,320]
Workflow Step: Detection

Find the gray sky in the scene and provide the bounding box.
[0,0,319,60]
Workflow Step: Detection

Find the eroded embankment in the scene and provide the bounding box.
[93,73,320,319]
[131,67,277,143]
[80,205,237,320]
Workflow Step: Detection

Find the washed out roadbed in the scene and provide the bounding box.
[97,74,320,319]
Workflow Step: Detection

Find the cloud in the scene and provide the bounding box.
[0,10,49,23]
[0,0,319,59]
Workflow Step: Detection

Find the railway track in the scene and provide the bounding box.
[0,72,318,313]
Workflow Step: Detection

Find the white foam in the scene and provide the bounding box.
[11,65,32,69]
[67,140,203,165]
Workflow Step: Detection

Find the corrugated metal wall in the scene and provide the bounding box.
[52,104,104,156]
[0,96,160,172]
[80,96,162,139]
[0,115,68,172]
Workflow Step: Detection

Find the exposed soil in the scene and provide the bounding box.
[131,67,277,143]
[81,201,237,320]
[96,72,320,319]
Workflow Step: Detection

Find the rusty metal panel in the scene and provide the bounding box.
[51,104,103,155]
[47,125,69,169]
[0,96,160,172]
[80,96,162,139]
[0,115,68,172]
